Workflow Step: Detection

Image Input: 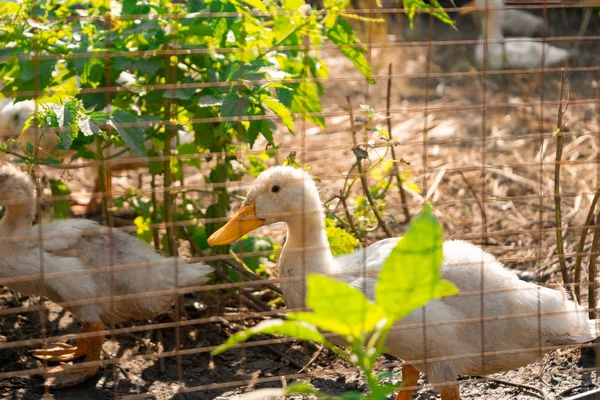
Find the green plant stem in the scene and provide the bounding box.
[376,173,395,200]
[150,173,160,250]
[96,137,110,224]
[554,69,570,289]
[338,193,362,242]
[386,63,411,223]
[347,96,393,238]
[163,131,177,256]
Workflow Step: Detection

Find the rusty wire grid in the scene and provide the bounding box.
[0,0,600,399]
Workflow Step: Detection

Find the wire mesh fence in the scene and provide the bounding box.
[0,0,599,399]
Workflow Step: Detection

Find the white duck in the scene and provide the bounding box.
[501,6,543,38]
[0,99,194,214]
[461,0,570,70]
[208,166,597,400]
[0,163,213,388]
[462,0,543,38]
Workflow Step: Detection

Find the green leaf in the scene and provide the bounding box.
[49,179,71,219]
[221,92,250,118]
[246,119,274,148]
[289,274,387,339]
[280,82,325,129]
[71,147,97,161]
[78,116,102,137]
[109,110,148,158]
[370,383,399,399]
[189,225,209,250]
[261,94,294,132]
[375,204,458,322]
[327,18,375,84]
[285,382,330,398]
[243,0,268,12]
[211,320,326,356]
[147,148,163,175]
[177,142,201,168]
[231,236,274,272]
[283,0,305,11]
[402,0,454,28]
[43,103,75,151]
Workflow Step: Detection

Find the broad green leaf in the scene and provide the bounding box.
[246,119,274,147]
[370,383,400,399]
[279,82,325,129]
[243,0,268,12]
[221,92,250,118]
[71,147,97,161]
[45,103,75,150]
[147,148,163,175]
[78,116,102,137]
[402,0,454,28]
[0,2,20,16]
[261,94,294,132]
[49,179,71,219]
[189,225,209,250]
[211,320,326,356]
[327,18,375,84]
[177,142,201,168]
[231,236,274,272]
[286,382,330,398]
[163,88,195,100]
[109,110,148,158]
[375,204,458,322]
[283,0,305,11]
[299,274,387,339]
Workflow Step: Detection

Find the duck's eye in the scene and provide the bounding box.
[271,185,281,193]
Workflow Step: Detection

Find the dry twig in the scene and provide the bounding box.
[459,171,488,242]
[553,69,570,289]
[574,187,600,302]
[589,218,600,320]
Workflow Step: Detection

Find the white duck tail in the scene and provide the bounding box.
[178,261,213,287]
[545,287,598,345]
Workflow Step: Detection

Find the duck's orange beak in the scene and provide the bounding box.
[207,201,264,246]
[459,0,476,14]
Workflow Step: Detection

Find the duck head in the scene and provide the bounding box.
[207,166,322,246]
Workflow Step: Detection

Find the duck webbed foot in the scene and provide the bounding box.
[32,342,87,362]
[40,321,105,389]
[32,321,101,362]
[395,364,420,400]
[440,384,461,400]
[44,363,101,389]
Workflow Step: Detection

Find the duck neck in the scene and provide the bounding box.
[480,7,503,40]
[0,198,34,238]
[279,209,336,309]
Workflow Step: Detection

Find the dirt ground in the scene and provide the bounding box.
[2,7,600,400]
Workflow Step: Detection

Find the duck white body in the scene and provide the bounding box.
[0,164,212,386]
[501,8,543,38]
[469,0,570,70]
[209,166,597,399]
